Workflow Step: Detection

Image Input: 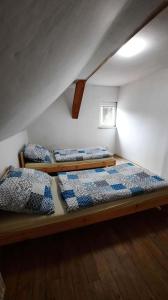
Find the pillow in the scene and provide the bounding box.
[8,166,52,185]
[0,167,55,215]
[23,144,53,163]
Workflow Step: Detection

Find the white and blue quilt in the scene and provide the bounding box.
[58,163,168,212]
[0,167,54,215]
[54,147,112,162]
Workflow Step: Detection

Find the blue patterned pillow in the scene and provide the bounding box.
[0,167,55,215]
[24,144,53,163]
[8,166,52,185]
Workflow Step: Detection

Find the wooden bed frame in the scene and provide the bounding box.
[0,156,167,246]
[19,151,116,173]
[0,188,168,246]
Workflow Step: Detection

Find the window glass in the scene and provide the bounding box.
[99,103,117,128]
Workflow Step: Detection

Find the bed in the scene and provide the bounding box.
[1,162,168,246]
[19,147,116,173]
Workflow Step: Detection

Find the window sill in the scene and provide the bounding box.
[98,126,117,129]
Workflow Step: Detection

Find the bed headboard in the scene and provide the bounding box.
[0,167,9,180]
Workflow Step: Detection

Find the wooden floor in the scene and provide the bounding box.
[1,209,168,300]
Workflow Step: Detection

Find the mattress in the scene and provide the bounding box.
[58,163,168,212]
[54,147,112,162]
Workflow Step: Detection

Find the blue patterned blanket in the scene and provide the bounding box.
[58,163,168,212]
[54,147,112,162]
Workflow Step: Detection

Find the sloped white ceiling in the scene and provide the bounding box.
[89,6,168,86]
[0,0,165,141]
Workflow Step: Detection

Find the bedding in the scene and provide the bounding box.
[8,166,52,185]
[0,167,54,215]
[58,163,168,212]
[24,144,53,163]
[54,147,112,162]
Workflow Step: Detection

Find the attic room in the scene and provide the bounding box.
[1,0,168,299]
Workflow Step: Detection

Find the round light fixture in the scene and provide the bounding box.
[117,37,147,58]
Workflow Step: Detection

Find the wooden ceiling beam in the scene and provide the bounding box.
[72,80,86,119]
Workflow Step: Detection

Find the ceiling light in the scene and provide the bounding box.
[116,37,146,58]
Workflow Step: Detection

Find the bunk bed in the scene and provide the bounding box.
[0,162,168,246]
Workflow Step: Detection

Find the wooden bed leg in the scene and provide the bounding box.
[19,152,25,168]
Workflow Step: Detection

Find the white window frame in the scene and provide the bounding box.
[99,103,117,129]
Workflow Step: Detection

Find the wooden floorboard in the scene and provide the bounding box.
[1,209,168,300]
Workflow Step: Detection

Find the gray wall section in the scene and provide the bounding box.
[0,131,28,175]
[0,0,126,141]
[28,84,118,152]
[116,68,168,179]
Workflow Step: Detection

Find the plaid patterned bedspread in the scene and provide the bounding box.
[54,147,112,162]
[58,163,168,212]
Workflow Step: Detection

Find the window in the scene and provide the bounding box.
[99,103,117,128]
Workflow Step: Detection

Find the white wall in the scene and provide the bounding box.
[116,68,168,179]
[0,131,28,175]
[28,85,118,152]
